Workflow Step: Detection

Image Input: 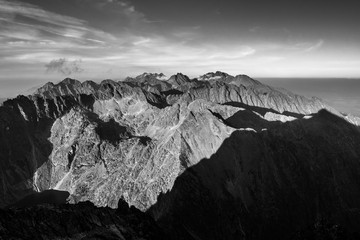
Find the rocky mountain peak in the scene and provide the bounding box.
[167,73,191,86]
[198,71,231,80]
[43,81,55,88]
[32,81,55,95]
[34,78,83,97]
[228,74,263,87]
[196,72,261,88]
[172,73,189,79]
[135,72,167,80]
[59,77,81,86]
[81,80,98,89]
[99,79,117,85]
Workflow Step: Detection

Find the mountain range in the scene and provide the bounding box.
[1,72,360,239]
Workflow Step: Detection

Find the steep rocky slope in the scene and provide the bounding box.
[1,72,360,239]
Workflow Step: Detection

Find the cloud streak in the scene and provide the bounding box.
[304,39,324,52]
[0,0,86,27]
[0,0,117,48]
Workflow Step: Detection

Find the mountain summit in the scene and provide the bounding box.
[198,71,232,80]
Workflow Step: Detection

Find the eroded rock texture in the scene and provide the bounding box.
[1,72,360,239]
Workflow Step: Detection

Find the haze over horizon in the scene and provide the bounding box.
[1,0,360,98]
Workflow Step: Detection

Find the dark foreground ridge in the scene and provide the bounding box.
[0,197,165,240]
[149,109,360,240]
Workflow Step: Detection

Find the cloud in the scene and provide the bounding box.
[0,0,123,66]
[0,0,85,27]
[290,39,325,53]
[133,37,151,46]
[0,0,117,46]
[76,0,147,24]
[45,58,84,75]
[304,39,324,52]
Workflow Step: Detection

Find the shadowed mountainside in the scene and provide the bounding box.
[148,109,360,240]
[6,189,70,209]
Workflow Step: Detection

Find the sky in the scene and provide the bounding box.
[0,0,360,97]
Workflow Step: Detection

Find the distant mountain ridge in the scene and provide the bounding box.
[29,72,334,115]
[1,72,360,239]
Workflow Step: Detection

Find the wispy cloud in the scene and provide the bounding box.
[0,0,113,51]
[45,58,84,75]
[76,0,148,25]
[0,0,86,27]
[0,0,119,64]
[304,39,324,52]
[291,39,325,52]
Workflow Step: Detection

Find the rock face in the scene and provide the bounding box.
[0,198,165,240]
[1,72,360,239]
[124,73,172,94]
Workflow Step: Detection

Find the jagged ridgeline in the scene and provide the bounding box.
[1,72,360,239]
